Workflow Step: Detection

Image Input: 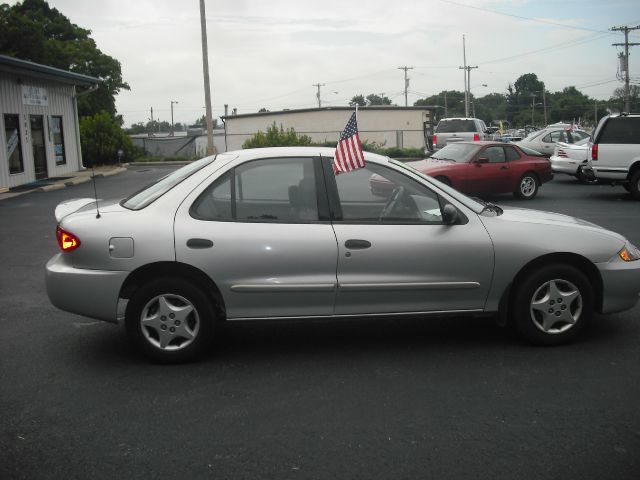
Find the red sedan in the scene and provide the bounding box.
[372,142,553,200]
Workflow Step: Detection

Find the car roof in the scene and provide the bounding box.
[216,146,391,163]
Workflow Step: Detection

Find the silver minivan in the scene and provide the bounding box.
[432,118,489,152]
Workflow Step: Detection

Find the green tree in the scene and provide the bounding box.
[80,111,138,165]
[366,94,392,105]
[415,90,466,118]
[243,122,312,148]
[350,95,367,107]
[609,85,640,113]
[0,0,129,118]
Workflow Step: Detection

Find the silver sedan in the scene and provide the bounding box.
[517,126,590,157]
[46,147,640,362]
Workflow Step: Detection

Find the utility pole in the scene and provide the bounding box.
[398,66,413,107]
[459,35,477,117]
[313,83,325,108]
[199,0,214,155]
[444,91,448,118]
[170,100,178,136]
[611,25,640,112]
[542,88,547,125]
[149,106,154,137]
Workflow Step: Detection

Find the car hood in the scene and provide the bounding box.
[406,158,458,172]
[495,206,625,242]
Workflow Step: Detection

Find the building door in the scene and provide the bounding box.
[30,115,48,179]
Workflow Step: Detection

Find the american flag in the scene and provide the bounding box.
[333,112,365,174]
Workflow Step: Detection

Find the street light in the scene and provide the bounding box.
[170,100,179,136]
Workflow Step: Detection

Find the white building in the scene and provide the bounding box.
[0,55,100,190]
[222,106,437,152]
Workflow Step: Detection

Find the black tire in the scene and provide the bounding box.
[628,170,640,200]
[576,165,598,185]
[125,277,215,363]
[434,176,452,187]
[511,264,593,346]
[514,173,539,199]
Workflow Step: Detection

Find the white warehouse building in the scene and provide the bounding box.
[222,106,437,152]
[0,55,100,190]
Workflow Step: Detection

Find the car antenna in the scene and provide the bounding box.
[90,163,101,219]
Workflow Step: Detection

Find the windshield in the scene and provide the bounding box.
[390,160,485,213]
[431,143,480,162]
[122,156,215,210]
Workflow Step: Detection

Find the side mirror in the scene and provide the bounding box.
[475,157,489,164]
[442,203,459,225]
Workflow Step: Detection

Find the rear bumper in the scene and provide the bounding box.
[550,157,581,175]
[597,259,640,314]
[45,254,128,323]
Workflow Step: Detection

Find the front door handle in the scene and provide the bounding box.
[500,165,509,170]
[187,238,214,249]
[345,239,371,250]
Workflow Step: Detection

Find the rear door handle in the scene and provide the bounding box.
[345,239,371,250]
[500,165,509,170]
[187,238,214,249]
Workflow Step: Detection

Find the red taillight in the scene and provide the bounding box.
[432,135,437,147]
[591,143,598,161]
[473,133,480,141]
[56,226,81,252]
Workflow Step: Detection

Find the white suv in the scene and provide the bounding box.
[588,113,640,199]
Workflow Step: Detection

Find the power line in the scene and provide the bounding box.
[437,0,613,34]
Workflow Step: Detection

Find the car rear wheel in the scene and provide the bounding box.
[511,264,593,345]
[628,170,640,200]
[125,277,215,363]
[514,173,538,200]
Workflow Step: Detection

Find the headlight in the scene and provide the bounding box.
[618,242,640,262]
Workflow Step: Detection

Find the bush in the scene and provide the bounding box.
[80,111,141,165]
[312,140,425,159]
[243,122,312,148]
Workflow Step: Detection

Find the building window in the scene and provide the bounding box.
[4,114,24,174]
[51,116,66,165]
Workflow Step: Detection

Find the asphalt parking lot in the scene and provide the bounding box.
[1,166,639,480]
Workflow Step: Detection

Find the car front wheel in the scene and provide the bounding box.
[511,264,593,345]
[514,173,538,199]
[125,277,215,363]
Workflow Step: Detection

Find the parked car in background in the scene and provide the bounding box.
[46,147,640,363]
[549,137,596,184]
[588,113,640,199]
[432,117,490,151]
[375,141,553,199]
[516,125,590,157]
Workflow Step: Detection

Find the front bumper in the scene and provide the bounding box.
[45,253,128,323]
[597,258,640,314]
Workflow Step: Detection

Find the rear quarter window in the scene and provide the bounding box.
[598,117,640,144]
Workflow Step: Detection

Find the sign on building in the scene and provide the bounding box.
[21,85,49,106]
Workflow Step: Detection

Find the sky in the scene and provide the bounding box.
[10,0,640,127]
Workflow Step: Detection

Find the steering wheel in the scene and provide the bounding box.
[378,186,405,220]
